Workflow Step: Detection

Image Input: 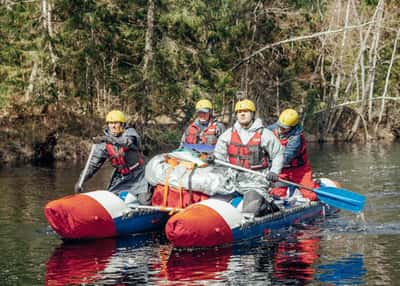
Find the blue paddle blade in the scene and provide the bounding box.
[182,143,215,153]
[314,186,366,213]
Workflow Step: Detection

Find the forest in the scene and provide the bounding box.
[0,0,399,164]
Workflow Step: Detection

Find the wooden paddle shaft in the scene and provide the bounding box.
[214,159,314,192]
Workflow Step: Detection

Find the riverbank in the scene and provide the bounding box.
[0,109,398,166]
[0,108,181,166]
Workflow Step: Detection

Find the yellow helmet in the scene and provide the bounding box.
[278,108,299,128]
[195,99,213,112]
[235,99,256,112]
[106,110,126,123]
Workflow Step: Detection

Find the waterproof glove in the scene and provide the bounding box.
[206,154,215,163]
[74,182,83,194]
[266,172,279,183]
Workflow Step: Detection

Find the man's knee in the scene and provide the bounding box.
[242,190,279,217]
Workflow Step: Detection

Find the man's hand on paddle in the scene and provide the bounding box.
[266,172,278,183]
[206,154,215,164]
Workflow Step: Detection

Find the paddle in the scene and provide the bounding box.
[214,159,366,213]
[76,144,96,193]
[129,205,183,213]
[182,143,215,153]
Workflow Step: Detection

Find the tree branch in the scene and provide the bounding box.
[231,20,376,71]
[315,96,400,114]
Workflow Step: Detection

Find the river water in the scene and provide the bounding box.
[0,142,399,285]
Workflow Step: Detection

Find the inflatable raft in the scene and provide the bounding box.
[44,190,170,240]
[165,179,340,248]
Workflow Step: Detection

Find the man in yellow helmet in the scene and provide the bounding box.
[214,99,284,216]
[267,108,317,201]
[74,110,151,205]
[180,99,225,147]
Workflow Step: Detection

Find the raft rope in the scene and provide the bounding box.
[162,154,199,209]
[163,165,176,208]
[177,170,186,208]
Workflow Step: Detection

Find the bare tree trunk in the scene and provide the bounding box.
[367,0,384,123]
[333,0,350,102]
[347,105,371,141]
[42,0,56,65]
[359,23,366,112]
[95,78,100,113]
[326,73,336,132]
[344,0,377,95]
[331,107,344,133]
[41,0,48,30]
[221,92,226,122]
[275,76,280,116]
[374,27,400,134]
[325,2,342,135]
[25,58,39,102]
[85,57,92,114]
[109,56,116,111]
[355,72,360,101]
[141,0,154,126]
[328,0,351,134]
[244,62,249,96]
[2,0,12,10]
[25,0,56,103]
[143,0,154,79]
[347,0,384,141]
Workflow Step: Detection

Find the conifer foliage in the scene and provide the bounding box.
[1,0,399,141]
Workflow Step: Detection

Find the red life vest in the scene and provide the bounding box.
[227,128,269,170]
[105,144,145,175]
[273,129,309,168]
[184,119,219,145]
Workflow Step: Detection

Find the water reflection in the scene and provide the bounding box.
[45,233,158,285]
[317,254,366,285]
[156,247,232,282]
[272,227,321,284]
[46,239,117,286]
[2,142,399,284]
[44,225,367,285]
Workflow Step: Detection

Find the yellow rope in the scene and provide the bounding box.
[163,165,175,208]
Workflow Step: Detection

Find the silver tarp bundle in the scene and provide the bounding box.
[145,151,271,199]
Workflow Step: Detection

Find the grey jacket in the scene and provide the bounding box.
[214,118,284,175]
[79,126,149,195]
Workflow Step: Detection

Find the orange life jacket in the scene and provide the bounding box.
[273,129,308,168]
[227,129,269,170]
[105,144,144,175]
[185,120,219,145]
